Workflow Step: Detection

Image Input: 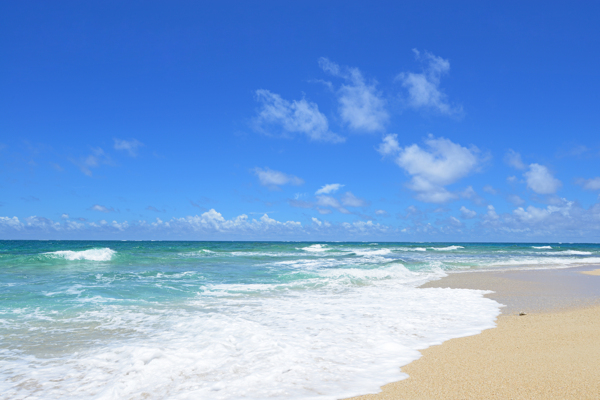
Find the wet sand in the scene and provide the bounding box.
[347,266,600,400]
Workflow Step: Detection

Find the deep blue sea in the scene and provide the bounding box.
[1,241,599,399]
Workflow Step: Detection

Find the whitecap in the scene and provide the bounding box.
[396,247,427,252]
[431,246,464,251]
[301,244,329,252]
[532,246,552,249]
[44,248,116,262]
[558,250,592,255]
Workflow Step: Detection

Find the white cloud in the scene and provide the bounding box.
[577,177,600,191]
[504,149,526,170]
[315,183,344,195]
[319,58,389,132]
[253,89,344,143]
[460,206,477,219]
[114,139,143,157]
[90,204,115,213]
[524,163,561,194]
[0,208,399,240]
[486,205,499,220]
[253,167,304,189]
[341,220,390,234]
[375,209,388,216]
[341,192,368,207]
[396,49,461,116]
[311,217,331,228]
[61,213,69,219]
[379,134,481,203]
[0,216,23,230]
[316,195,350,214]
[377,133,402,157]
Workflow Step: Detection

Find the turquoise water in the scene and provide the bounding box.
[1,241,598,399]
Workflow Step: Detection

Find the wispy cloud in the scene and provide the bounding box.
[319,58,389,132]
[504,149,526,170]
[253,167,304,189]
[253,89,344,143]
[114,138,144,157]
[90,204,115,213]
[341,191,368,207]
[576,177,600,191]
[72,147,112,177]
[396,49,462,116]
[378,134,481,203]
[315,183,344,195]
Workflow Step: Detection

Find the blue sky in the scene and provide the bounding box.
[2,1,600,241]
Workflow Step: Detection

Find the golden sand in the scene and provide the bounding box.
[347,268,600,400]
[580,268,600,276]
[349,306,600,399]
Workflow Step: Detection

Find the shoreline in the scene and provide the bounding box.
[347,265,600,400]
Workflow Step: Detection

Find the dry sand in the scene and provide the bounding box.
[347,266,600,400]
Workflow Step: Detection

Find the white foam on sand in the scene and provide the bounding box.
[0,258,500,400]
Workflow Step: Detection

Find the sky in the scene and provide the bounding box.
[1,1,600,241]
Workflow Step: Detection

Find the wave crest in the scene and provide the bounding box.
[44,248,116,262]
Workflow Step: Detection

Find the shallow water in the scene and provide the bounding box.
[1,241,598,399]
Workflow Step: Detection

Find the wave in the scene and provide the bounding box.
[396,247,427,252]
[301,244,329,252]
[558,250,592,255]
[532,246,552,249]
[431,246,464,251]
[44,248,116,262]
[350,248,393,256]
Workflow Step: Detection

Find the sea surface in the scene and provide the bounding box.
[1,241,599,399]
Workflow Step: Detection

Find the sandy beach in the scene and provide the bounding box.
[348,266,600,400]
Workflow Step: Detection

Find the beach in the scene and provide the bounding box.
[349,266,600,400]
[3,241,600,399]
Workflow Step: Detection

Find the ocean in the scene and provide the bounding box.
[1,241,599,399]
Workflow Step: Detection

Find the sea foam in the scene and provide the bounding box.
[44,248,116,261]
[1,245,501,400]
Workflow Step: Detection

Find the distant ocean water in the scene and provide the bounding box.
[1,240,599,399]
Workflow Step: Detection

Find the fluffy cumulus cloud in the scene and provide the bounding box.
[378,134,481,203]
[114,139,143,157]
[396,49,462,116]
[524,163,561,194]
[0,209,394,240]
[319,58,389,132]
[315,183,344,195]
[476,198,600,240]
[253,167,304,189]
[253,89,344,143]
